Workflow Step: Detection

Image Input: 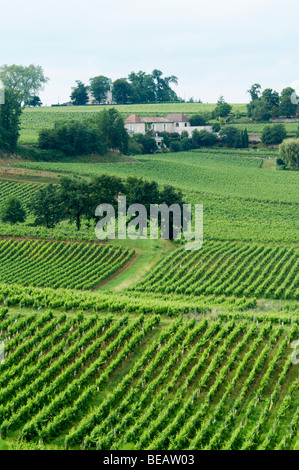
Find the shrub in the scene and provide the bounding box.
[279,138,299,169]
[261,124,287,145]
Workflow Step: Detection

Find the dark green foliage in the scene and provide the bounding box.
[70,81,89,106]
[261,124,287,145]
[131,134,157,154]
[1,196,26,225]
[0,89,22,152]
[29,184,63,229]
[112,70,178,104]
[220,127,248,148]
[214,96,232,118]
[212,123,221,133]
[38,108,128,156]
[89,76,112,104]
[169,140,181,152]
[189,114,207,126]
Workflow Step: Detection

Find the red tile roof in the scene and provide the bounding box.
[125,114,142,123]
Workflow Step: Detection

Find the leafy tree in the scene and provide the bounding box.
[1,196,26,224]
[29,184,63,228]
[131,134,157,154]
[89,75,112,104]
[251,100,272,122]
[261,124,287,145]
[125,177,160,213]
[180,137,193,151]
[28,96,42,107]
[128,71,156,103]
[169,140,181,152]
[212,122,221,132]
[279,138,299,168]
[279,88,298,117]
[214,96,232,118]
[88,175,124,221]
[0,64,48,107]
[112,78,133,104]
[247,83,261,101]
[0,88,22,152]
[189,114,207,126]
[39,108,128,156]
[70,80,89,106]
[220,126,239,147]
[152,69,178,102]
[261,88,280,115]
[60,178,91,231]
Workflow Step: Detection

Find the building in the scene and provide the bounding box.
[124,113,212,138]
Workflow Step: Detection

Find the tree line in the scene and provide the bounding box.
[38,108,129,156]
[247,84,298,121]
[71,70,179,105]
[1,176,184,236]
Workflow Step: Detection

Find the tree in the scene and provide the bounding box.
[189,114,207,126]
[0,64,49,107]
[89,75,112,104]
[261,124,287,145]
[1,196,26,224]
[112,78,134,104]
[28,96,42,107]
[219,126,239,147]
[251,100,272,122]
[261,88,280,115]
[131,134,157,154]
[60,178,91,231]
[247,83,262,101]
[279,88,298,118]
[279,138,299,169]
[151,69,178,102]
[214,96,232,118]
[0,88,22,152]
[70,81,89,106]
[29,184,63,228]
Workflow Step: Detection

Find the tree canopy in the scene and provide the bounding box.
[0,64,48,107]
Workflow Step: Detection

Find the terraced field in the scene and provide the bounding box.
[0,239,134,290]
[0,309,297,450]
[134,242,299,300]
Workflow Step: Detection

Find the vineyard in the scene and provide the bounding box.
[0,128,298,451]
[0,181,41,208]
[0,239,135,290]
[0,309,297,450]
[134,242,299,300]
[18,103,247,144]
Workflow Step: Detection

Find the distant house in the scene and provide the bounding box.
[124,113,212,138]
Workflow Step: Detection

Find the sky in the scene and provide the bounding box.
[1,0,299,106]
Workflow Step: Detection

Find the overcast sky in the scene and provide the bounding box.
[1,0,299,105]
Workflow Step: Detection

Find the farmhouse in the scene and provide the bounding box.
[124,113,212,138]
